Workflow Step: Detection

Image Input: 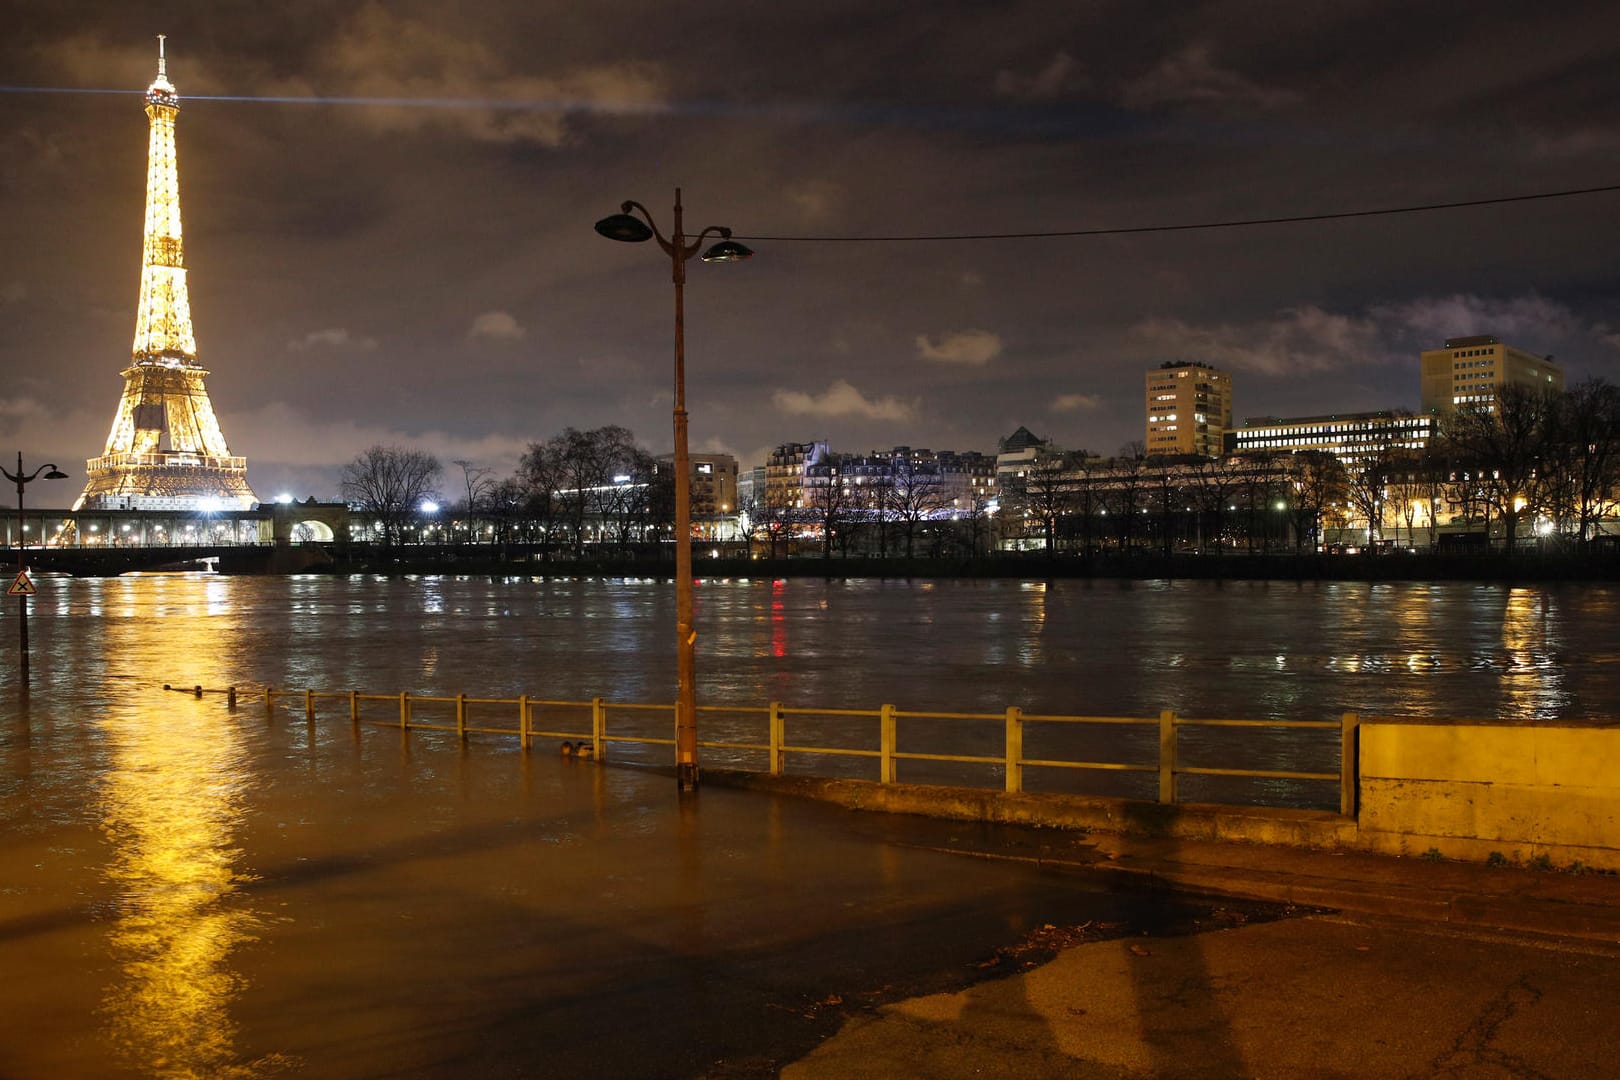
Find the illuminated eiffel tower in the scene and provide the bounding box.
[76,38,257,511]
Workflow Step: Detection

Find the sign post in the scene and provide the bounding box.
[9,569,34,673]
[3,453,69,677]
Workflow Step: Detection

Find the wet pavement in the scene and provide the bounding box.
[784,911,1620,1079]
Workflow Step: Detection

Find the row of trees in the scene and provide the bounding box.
[746,458,998,561]
[340,426,675,553]
[337,378,1620,558]
[996,379,1620,557]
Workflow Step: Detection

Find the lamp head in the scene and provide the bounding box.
[44,467,68,480]
[701,238,754,263]
[594,213,654,243]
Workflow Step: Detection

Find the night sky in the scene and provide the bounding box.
[5,2,1619,501]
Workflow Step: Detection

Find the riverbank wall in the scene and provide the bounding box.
[707,719,1620,871]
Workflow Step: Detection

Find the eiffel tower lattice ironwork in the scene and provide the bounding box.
[76,37,257,511]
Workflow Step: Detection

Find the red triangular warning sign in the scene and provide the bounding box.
[7,570,36,596]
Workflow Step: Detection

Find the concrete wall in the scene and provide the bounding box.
[1358,721,1620,871]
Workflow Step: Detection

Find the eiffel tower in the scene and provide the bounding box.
[76,38,257,511]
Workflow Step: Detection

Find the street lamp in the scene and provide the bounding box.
[595,188,752,792]
[3,453,69,675]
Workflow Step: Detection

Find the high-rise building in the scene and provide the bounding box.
[76,40,257,511]
[1419,336,1564,415]
[1145,362,1232,457]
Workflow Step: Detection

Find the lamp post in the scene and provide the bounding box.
[595,189,752,792]
[3,453,69,675]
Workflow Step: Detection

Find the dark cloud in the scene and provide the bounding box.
[3,2,1618,497]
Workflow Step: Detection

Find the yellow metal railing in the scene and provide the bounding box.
[258,687,1360,815]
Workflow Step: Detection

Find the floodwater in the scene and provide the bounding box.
[1,573,1614,1076]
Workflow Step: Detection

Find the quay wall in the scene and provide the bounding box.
[1357,721,1620,870]
[709,720,1620,872]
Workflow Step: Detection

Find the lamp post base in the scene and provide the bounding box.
[676,761,700,792]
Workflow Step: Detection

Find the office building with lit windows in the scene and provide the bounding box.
[1145,362,1232,457]
[1419,335,1564,414]
[1230,411,1435,467]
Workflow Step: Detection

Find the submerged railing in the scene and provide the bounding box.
[256,687,1359,815]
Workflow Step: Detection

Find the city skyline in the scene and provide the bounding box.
[4,3,1619,500]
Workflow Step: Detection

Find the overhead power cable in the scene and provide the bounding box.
[736,183,1620,243]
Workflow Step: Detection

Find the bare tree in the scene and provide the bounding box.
[890,463,946,558]
[1286,451,1347,553]
[1015,452,1076,555]
[452,460,495,512]
[1442,385,1557,554]
[804,459,854,558]
[1545,378,1620,543]
[341,445,441,546]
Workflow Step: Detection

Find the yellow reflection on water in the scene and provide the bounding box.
[96,591,260,1079]
[1500,587,1565,719]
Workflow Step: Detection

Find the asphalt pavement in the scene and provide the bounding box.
[767,813,1620,1079]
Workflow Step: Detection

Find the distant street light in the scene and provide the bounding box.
[3,453,69,676]
[595,189,752,792]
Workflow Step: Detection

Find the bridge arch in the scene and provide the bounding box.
[270,500,351,545]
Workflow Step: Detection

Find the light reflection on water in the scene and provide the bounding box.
[2,572,1618,1074]
[10,575,1618,728]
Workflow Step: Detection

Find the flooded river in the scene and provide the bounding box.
[1,573,1614,1076]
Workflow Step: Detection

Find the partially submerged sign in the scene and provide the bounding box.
[6,570,36,596]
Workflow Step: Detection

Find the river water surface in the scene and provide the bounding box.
[1,573,1615,1076]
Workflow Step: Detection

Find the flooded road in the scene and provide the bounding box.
[4,690,1273,1078]
[2,573,1613,1076]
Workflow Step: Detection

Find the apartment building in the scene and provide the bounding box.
[1145,362,1232,457]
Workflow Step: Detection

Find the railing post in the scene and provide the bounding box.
[349,690,359,727]
[879,704,897,784]
[519,694,530,750]
[265,687,274,719]
[227,685,237,710]
[399,691,410,731]
[591,697,606,760]
[768,701,785,776]
[1341,711,1360,817]
[1158,709,1177,804]
[1004,706,1023,793]
[305,688,315,724]
[457,693,467,742]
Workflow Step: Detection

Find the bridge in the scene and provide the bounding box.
[3,542,338,577]
[3,500,353,576]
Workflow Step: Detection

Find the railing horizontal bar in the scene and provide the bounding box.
[891,710,1001,722]
[1021,758,1158,772]
[781,745,878,758]
[1178,766,1340,781]
[695,740,769,752]
[780,707,882,719]
[605,703,675,713]
[531,730,590,741]
[1022,715,1159,726]
[404,723,460,734]
[694,705,770,717]
[892,750,1002,765]
[602,735,677,747]
[463,725,523,736]
[1179,719,1339,730]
